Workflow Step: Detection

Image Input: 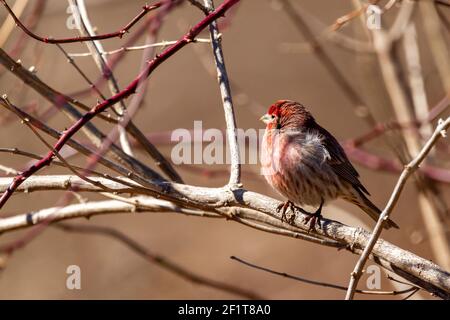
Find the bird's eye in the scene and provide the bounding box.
[271,115,276,119]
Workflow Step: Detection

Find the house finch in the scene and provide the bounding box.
[260,100,399,230]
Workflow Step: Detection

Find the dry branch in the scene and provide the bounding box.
[0,0,449,301]
[345,117,450,300]
[0,172,449,298]
[201,0,241,187]
[56,222,261,299]
[0,0,240,209]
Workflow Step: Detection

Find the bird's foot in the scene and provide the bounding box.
[276,200,303,224]
[303,200,324,232]
[303,211,323,232]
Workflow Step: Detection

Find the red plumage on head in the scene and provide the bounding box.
[267,100,288,117]
[266,100,314,130]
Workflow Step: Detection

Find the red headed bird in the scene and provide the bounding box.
[260,100,398,230]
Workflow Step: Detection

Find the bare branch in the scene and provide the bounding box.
[0,98,163,190]
[72,0,134,156]
[0,0,28,48]
[231,256,419,297]
[369,0,450,272]
[55,222,262,299]
[67,38,212,58]
[0,174,449,298]
[345,117,450,300]
[200,0,241,187]
[0,48,165,184]
[188,0,210,14]
[420,0,450,92]
[72,0,184,183]
[0,0,162,43]
[0,0,240,209]
[280,0,377,126]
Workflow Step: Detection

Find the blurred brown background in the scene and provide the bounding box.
[0,0,449,299]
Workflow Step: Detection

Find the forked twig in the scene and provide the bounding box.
[345,117,450,300]
[0,0,162,43]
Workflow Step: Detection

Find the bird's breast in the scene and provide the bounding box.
[260,129,341,206]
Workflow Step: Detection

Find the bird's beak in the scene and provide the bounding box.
[260,114,272,124]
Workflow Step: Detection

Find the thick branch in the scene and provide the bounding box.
[0,174,449,298]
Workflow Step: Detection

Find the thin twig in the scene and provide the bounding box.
[72,0,133,156]
[0,0,28,47]
[345,117,450,300]
[280,0,378,126]
[372,0,450,273]
[0,95,111,191]
[231,256,419,296]
[0,48,165,184]
[55,222,261,299]
[188,0,210,14]
[199,0,241,187]
[67,38,212,58]
[0,147,157,194]
[0,164,19,176]
[402,288,420,300]
[55,43,106,102]
[72,0,184,183]
[3,0,46,61]
[0,0,240,209]
[420,0,450,92]
[0,0,162,43]
[0,97,163,190]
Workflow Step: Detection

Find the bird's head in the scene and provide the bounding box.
[260,100,314,130]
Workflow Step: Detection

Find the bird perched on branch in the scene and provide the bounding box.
[260,100,399,230]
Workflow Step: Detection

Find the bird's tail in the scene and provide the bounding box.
[348,190,399,230]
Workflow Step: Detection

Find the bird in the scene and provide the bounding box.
[260,100,399,230]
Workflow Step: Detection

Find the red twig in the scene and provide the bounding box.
[0,0,240,210]
[350,121,421,147]
[8,0,46,53]
[0,0,163,44]
[348,95,450,147]
[427,95,450,122]
[344,143,450,183]
[0,0,46,77]
[68,1,183,99]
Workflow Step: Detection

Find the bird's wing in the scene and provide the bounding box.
[317,125,370,195]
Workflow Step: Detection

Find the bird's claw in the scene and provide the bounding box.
[302,200,324,232]
[277,201,292,223]
[277,200,324,230]
[276,201,302,225]
[303,210,323,232]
